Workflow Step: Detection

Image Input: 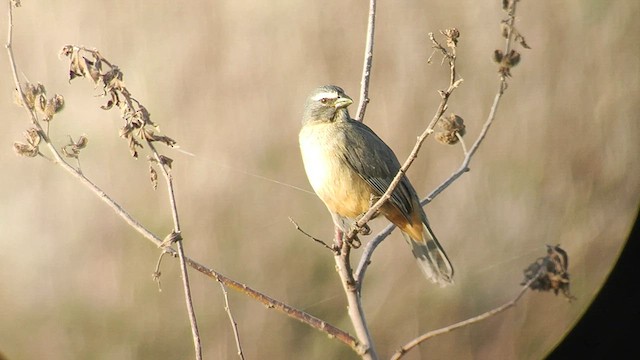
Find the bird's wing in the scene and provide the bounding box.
[339,120,416,219]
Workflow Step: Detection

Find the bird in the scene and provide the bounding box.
[298,85,454,286]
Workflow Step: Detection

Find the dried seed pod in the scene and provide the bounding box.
[521,245,576,301]
[24,128,41,147]
[500,21,510,39]
[42,95,61,121]
[61,145,79,158]
[435,132,459,145]
[23,83,44,109]
[441,28,460,48]
[75,135,89,149]
[493,49,504,64]
[435,114,466,145]
[505,49,521,67]
[158,155,173,168]
[13,142,38,157]
[149,163,158,190]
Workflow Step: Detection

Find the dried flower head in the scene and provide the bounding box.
[435,114,466,145]
[521,245,576,302]
[24,128,41,147]
[61,45,177,159]
[62,135,89,158]
[13,142,38,157]
[494,49,522,77]
[42,94,65,121]
[493,49,504,64]
[441,28,460,48]
[15,82,46,110]
[13,128,42,158]
[149,162,158,190]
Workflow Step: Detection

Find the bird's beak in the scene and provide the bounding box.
[334,95,353,109]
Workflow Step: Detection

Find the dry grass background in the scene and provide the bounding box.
[1,1,638,359]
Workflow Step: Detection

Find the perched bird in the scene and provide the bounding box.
[299,85,454,286]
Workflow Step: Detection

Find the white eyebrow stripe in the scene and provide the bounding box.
[311,91,338,101]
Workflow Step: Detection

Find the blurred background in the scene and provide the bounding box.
[1,1,638,359]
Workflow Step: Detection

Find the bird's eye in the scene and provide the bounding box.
[320,98,329,104]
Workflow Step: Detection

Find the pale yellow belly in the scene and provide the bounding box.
[299,123,372,218]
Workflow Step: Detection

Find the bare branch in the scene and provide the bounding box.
[392,243,566,359]
[333,230,378,359]
[346,28,462,247]
[390,272,538,360]
[355,222,395,288]
[355,0,377,122]
[149,145,202,360]
[360,3,531,357]
[58,41,202,359]
[356,0,528,286]
[185,255,359,350]
[355,57,505,289]
[334,2,382,358]
[219,283,245,360]
[289,217,338,253]
[6,3,358,353]
[424,80,506,204]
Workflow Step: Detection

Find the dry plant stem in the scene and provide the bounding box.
[354,222,395,288]
[426,0,518,203]
[390,273,537,360]
[356,56,509,289]
[357,13,517,286]
[186,257,359,350]
[334,231,378,359]
[425,80,506,203]
[346,34,460,244]
[7,7,155,243]
[147,143,202,360]
[338,2,380,357]
[360,4,522,357]
[5,2,358,353]
[347,34,462,253]
[355,0,377,122]
[289,217,337,252]
[503,1,518,55]
[219,283,245,360]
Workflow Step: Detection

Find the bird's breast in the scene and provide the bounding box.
[299,122,372,218]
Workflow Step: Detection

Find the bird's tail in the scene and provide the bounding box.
[401,222,454,287]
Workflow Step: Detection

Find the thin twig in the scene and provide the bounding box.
[289,217,337,253]
[354,222,395,288]
[334,232,378,359]
[357,8,525,357]
[335,1,381,358]
[456,132,468,155]
[5,2,358,353]
[346,32,461,244]
[424,80,506,204]
[426,0,521,204]
[153,251,166,291]
[390,272,539,360]
[219,283,245,360]
[6,8,155,243]
[186,255,359,350]
[356,15,518,286]
[347,30,462,250]
[355,64,508,288]
[355,0,377,122]
[148,143,202,360]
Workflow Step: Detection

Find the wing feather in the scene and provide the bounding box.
[337,119,418,221]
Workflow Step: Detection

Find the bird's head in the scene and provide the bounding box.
[302,85,353,125]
